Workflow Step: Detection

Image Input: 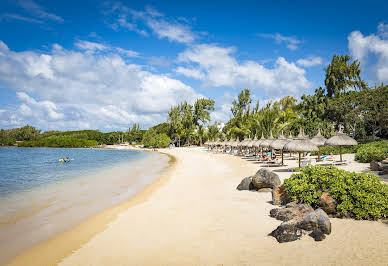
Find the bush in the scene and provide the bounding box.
[283,165,388,220]
[18,135,98,148]
[142,129,171,148]
[355,141,388,163]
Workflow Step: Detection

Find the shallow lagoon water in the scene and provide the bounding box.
[0,147,169,264]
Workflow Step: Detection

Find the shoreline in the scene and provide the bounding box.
[6,148,388,265]
[5,151,177,266]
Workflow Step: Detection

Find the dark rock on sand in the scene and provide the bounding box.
[270,203,314,222]
[236,176,256,191]
[252,168,281,190]
[270,204,331,242]
[309,229,326,241]
[318,192,337,215]
[297,208,331,234]
[270,220,305,243]
[272,185,291,206]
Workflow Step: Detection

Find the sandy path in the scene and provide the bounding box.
[56,147,388,266]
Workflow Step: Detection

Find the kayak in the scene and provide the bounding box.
[59,158,71,163]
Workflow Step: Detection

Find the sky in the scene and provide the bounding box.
[0,0,387,131]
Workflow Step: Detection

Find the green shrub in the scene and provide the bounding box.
[18,135,98,148]
[283,165,388,220]
[142,129,171,148]
[355,141,388,163]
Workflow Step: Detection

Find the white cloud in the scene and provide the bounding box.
[175,66,205,79]
[176,44,312,95]
[74,40,140,58]
[258,33,302,50]
[75,40,109,52]
[105,4,196,44]
[348,22,388,83]
[17,0,64,23]
[296,56,323,67]
[0,13,43,24]
[0,40,202,130]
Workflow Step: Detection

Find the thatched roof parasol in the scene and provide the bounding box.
[270,132,289,150]
[325,131,357,146]
[325,127,357,162]
[270,132,289,165]
[241,137,251,147]
[253,133,266,148]
[311,128,327,147]
[260,131,274,148]
[284,128,319,168]
[247,136,257,148]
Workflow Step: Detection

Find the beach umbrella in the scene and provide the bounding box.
[247,136,257,148]
[253,133,265,148]
[270,132,289,165]
[284,128,319,168]
[311,129,328,161]
[325,127,357,162]
[260,131,274,148]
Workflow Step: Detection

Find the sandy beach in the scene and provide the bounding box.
[8,147,388,266]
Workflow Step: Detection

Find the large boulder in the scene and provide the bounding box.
[236,176,256,191]
[270,203,314,222]
[272,185,291,205]
[269,220,305,243]
[296,208,331,234]
[318,192,337,215]
[252,168,281,190]
[370,161,383,171]
[269,204,331,243]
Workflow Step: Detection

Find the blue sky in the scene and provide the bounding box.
[0,0,387,131]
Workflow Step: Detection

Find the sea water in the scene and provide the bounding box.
[0,147,170,264]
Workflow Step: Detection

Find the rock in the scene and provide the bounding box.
[297,208,331,234]
[270,220,305,243]
[258,188,272,192]
[270,204,314,222]
[309,229,326,241]
[252,168,281,190]
[272,185,291,206]
[236,176,256,191]
[269,204,332,243]
[318,192,337,215]
[370,161,383,171]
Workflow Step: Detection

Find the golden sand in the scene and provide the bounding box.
[7,148,388,266]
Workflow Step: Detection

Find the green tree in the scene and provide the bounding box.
[324,54,367,98]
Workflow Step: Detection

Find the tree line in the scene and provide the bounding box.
[1,54,387,148]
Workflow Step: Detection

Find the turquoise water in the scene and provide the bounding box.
[0,147,147,197]
[0,147,169,264]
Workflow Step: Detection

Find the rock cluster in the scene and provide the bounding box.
[270,203,331,242]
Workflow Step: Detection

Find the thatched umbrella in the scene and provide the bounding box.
[311,129,327,161]
[325,128,357,162]
[260,131,274,149]
[284,129,319,168]
[270,132,289,165]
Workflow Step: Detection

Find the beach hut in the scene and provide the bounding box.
[269,132,289,165]
[284,129,319,168]
[325,127,357,162]
[310,129,328,161]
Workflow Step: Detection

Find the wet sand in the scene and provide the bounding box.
[8,148,388,266]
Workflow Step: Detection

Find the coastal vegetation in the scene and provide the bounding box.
[0,54,387,151]
[283,165,388,220]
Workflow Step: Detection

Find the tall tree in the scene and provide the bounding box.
[324,54,367,98]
